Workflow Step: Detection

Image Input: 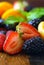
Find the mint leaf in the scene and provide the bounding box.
[27,8,44,21]
[4,15,26,24]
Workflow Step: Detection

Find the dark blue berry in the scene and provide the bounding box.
[4,24,15,30]
[24,6,33,12]
[0,19,4,23]
[22,37,44,55]
[0,31,6,34]
[4,22,18,31]
[0,19,5,28]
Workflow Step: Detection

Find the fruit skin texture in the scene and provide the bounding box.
[22,37,44,55]
[1,8,25,20]
[16,22,40,40]
[3,31,23,54]
[29,19,41,29]
[0,2,13,16]
[0,33,5,51]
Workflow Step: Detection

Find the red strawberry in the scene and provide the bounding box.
[6,30,13,36]
[16,22,40,40]
[3,31,23,54]
[0,33,5,51]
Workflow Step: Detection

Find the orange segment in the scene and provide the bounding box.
[1,8,25,20]
[0,2,13,16]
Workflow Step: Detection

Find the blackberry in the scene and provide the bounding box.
[0,19,5,28]
[4,22,18,31]
[22,37,44,55]
[29,19,41,29]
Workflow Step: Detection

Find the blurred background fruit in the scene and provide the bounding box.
[38,22,44,39]
[0,2,13,17]
[13,1,28,11]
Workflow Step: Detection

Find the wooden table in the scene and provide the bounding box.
[0,52,30,65]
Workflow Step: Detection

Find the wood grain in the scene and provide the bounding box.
[0,52,30,65]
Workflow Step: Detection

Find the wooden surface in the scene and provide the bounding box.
[0,52,30,65]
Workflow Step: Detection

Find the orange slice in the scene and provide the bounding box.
[1,8,25,20]
[0,2,13,16]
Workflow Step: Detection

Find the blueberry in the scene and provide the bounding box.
[24,6,33,12]
[0,19,5,28]
[4,24,15,30]
[0,19,4,23]
[4,22,18,31]
[0,30,6,34]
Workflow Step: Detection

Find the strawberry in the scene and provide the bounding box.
[6,30,13,36]
[0,33,5,51]
[16,22,40,40]
[3,31,23,54]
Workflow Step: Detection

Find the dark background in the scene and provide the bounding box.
[0,0,44,7]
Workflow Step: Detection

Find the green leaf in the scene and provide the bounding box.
[19,10,28,17]
[27,8,44,21]
[4,15,26,24]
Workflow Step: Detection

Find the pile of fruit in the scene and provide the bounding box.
[0,1,44,55]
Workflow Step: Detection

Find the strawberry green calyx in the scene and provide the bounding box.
[16,24,23,37]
